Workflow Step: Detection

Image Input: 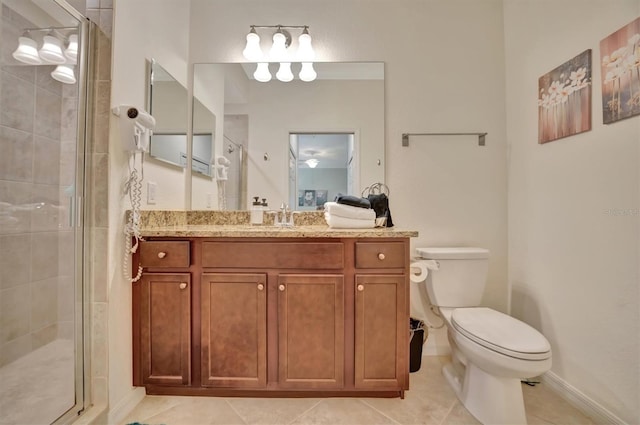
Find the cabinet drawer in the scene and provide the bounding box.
[202,242,344,269]
[355,242,405,269]
[139,241,190,268]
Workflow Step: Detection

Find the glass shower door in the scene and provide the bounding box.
[0,0,88,423]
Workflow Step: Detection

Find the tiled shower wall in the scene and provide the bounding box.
[0,4,77,367]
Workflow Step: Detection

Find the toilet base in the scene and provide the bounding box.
[443,361,527,425]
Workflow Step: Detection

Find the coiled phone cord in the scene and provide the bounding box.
[123,152,145,282]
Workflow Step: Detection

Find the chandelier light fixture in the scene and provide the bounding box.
[12,27,78,84]
[243,25,316,83]
[305,158,319,168]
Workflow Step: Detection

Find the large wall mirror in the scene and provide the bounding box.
[191,62,385,211]
[146,59,215,178]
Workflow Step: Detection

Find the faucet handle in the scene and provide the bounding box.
[290,210,302,226]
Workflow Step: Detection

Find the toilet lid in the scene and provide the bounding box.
[452,308,551,361]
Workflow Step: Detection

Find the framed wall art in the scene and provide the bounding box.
[538,49,592,144]
[600,17,640,124]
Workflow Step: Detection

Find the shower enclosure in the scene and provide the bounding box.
[0,0,90,423]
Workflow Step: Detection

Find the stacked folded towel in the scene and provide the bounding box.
[324,201,376,229]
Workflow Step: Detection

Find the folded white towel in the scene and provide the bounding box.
[324,212,376,229]
[324,202,376,220]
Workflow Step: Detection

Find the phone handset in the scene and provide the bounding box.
[113,105,156,282]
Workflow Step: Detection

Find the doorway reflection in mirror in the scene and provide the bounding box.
[290,133,354,211]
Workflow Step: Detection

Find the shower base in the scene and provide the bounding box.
[0,339,74,425]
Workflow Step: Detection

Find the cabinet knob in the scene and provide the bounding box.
[357,284,364,291]
[378,253,385,260]
[257,283,264,291]
[157,251,167,259]
[279,284,285,291]
[179,282,187,290]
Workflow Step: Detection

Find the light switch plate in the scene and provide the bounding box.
[147,182,157,204]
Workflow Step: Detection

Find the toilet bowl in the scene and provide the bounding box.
[414,247,552,425]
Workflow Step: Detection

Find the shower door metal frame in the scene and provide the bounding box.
[51,0,93,423]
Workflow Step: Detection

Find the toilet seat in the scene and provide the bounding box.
[451,307,551,361]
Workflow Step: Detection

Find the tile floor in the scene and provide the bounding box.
[121,356,595,425]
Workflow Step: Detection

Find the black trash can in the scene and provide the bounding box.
[409,317,426,372]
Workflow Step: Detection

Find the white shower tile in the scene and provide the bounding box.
[0,124,34,182]
[0,180,33,235]
[30,232,60,281]
[0,233,31,289]
[34,87,62,140]
[0,72,35,133]
[33,135,61,185]
[0,285,30,344]
[31,277,59,331]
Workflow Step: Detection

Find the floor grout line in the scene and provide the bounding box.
[285,399,323,425]
[224,398,249,425]
[357,398,403,425]
[437,398,459,425]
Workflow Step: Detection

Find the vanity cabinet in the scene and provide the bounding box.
[132,236,410,397]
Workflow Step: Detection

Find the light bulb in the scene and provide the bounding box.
[297,29,315,62]
[51,65,76,84]
[299,62,317,82]
[305,158,319,168]
[64,34,78,62]
[242,28,262,61]
[253,62,271,82]
[12,36,42,65]
[39,35,66,64]
[276,62,294,82]
[270,31,288,62]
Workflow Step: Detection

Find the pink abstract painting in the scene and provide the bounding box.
[538,50,592,144]
[600,17,640,124]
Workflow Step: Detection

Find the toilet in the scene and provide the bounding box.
[416,247,552,425]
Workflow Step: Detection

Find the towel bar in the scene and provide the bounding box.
[402,132,487,147]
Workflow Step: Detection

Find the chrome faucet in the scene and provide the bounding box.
[269,202,300,227]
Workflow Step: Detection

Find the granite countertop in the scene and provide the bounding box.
[134,210,418,238]
[139,224,418,238]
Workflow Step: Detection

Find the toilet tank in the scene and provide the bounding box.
[416,247,490,308]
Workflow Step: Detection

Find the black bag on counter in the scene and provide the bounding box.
[363,183,394,227]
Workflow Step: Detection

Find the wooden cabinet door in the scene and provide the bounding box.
[140,273,191,386]
[201,273,267,388]
[354,274,407,389]
[277,274,344,389]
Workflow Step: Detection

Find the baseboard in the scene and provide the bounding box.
[542,371,627,425]
[106,387,146,425]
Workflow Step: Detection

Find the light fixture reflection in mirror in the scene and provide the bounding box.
[190,62,384,211]
[254,62,271,82]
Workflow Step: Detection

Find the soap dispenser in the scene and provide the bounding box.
[250,196,263,225]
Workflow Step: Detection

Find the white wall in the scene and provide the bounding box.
[111,1,190,211]
[188,4,509,356]
[109,0,190,413]
[504,1,640,423]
